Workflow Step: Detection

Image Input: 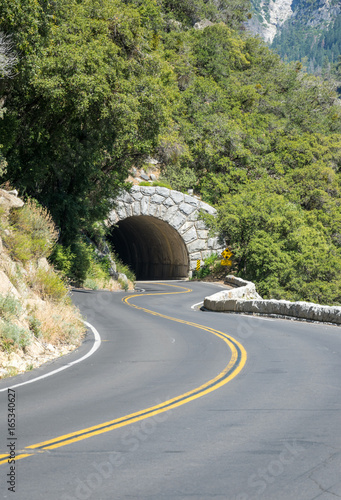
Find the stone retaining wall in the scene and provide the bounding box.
[204,276,341,325]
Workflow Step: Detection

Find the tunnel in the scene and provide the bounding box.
[109,216,189,280]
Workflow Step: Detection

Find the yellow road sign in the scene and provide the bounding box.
[196,260,201,271]
[221,258,232,266]
[221,248,233,260]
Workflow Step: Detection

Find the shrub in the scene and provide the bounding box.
[4,231,36,263]
[49,244,75,279]
[69,239,94,285]
[118,277,129,291]
[83,258,110,289]
[192,253,223,280]
[28,315,43,338]
[5,198,58,263]
[115,256,136,283]
[0,320,31,353]
[0,294,22,320]
[28,268,68,301]
[51,238,118,288]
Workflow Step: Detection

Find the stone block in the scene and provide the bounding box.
[140,197,150,214]
[184,194,200,207]
[163,197,175,208]
[125,205,133,217]
[197,229,209,240]
[116,191,134,204]
[169,212,187,230]
[187,211,199,222]
[140,186,155,196]
[162,205,179,222]
[190,253,202,261]
[182,226,197,243]
[187,239,207,253]
[131,190,143,201]
[207,237,219,249]
[195,220,207,231]
[149,204,161,218]
[151,194,165,205]
[132,201,141,216]
[178,221,194,234]
[200,201,216,215]
[116,205,127,219]
[170,191,184,203]
[108,210,119,224]
[179,202,196,215]
[156,187,170,197]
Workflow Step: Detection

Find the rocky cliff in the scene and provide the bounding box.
[248,0,341,61]
[248,0,294,43]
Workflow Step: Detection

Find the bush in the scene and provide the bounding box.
[162,164,197,192]
[0,294,22,320]
[50,238,116,288]
[0,320,31,353]
[49,244,74,279]
[28,315,43,338]
[115,255,136,283]
[192,253,221,279]
[69,239,94,285]
[4,198,58,263]
[118,277,129,291]
[28,268,68,301]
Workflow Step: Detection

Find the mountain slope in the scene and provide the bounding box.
[248,0,341,72]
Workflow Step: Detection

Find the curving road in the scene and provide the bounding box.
[0,281,340,500]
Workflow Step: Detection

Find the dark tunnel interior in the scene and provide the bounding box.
[109,216,189,280]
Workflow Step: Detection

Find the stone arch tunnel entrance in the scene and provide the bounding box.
[107,186,224,280]
[109,216,189,280]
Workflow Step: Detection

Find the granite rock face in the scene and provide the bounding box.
[110,186,224,273]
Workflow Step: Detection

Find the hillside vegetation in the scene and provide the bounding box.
[0,191,85,378]
[0,0,340,305]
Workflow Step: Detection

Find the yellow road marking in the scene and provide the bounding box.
[0,282,247,465]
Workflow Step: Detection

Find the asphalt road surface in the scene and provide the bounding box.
[0,281,340,500]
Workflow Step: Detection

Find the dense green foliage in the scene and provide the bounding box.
[1,0,340,304]
[50,238,120,288]
[0,0,179,243]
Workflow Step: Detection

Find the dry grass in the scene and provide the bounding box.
[28,267,68,301]
[29,301,85,346]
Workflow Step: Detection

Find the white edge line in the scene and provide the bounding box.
[0,321,101,392]
[191,301,204,310]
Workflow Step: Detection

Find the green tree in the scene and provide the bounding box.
[0,0,179,243]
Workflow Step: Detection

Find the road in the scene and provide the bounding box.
[0,281,340,500]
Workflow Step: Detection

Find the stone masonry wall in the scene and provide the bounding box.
[108,186,224,273]
[204,276,341,325]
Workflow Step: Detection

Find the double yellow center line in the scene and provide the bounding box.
[0,283,247,465]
